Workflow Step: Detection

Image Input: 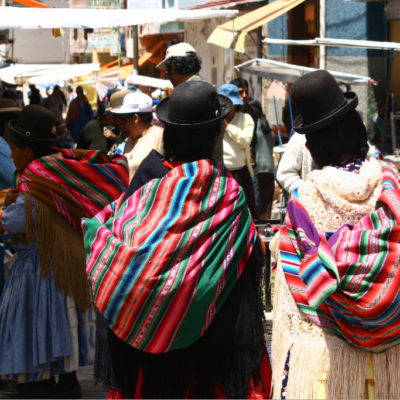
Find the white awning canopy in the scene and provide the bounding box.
[0,63,100,85]
[264,37,400,51]
[235,58,375,85]
[0,7,238,29]
[126,74,173,89]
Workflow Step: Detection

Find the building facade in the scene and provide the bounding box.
[268,0,389,121]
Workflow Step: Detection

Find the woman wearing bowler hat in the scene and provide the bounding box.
[0,104,128,397]
[271,70,400,399]
[82,81,272,399]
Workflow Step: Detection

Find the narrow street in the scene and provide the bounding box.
[76,366,107,399]
[0,367,107,399]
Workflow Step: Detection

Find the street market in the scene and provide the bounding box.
[1,0,400,399]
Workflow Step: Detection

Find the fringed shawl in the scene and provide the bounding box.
[280,161,400,352]
[18,148,129,229]
[82,159,256,353]
[17,148,129,311]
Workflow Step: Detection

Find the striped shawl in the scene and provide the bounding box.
[16,148,129,311]
[280,161,400,352]
[82,159,256,353]
[18,148,129,229]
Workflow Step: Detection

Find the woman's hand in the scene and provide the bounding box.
[104,127,117,141]
[4,189,19,207]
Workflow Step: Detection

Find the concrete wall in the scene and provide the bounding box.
[185,19,220,87]
[12,0,70,64]
[13,29,70,64]
[185,18,237,89]
[184,19,259,94]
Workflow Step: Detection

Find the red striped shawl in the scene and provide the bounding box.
[83,160,256,353]
[17,148,129,229]
[280,161,400,352]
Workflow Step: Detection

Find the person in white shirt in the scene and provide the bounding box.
[111,91,163,181]
[275,132,314,193]
[276,124,381,194]
[219,83,256,217]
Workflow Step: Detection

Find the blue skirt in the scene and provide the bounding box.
[0,245,72,378]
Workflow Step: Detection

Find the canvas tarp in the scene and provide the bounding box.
[0,7,238,29]
[207,0,305,53]
[0,63,100,85]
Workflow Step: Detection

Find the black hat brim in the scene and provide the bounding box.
[156,94,232,129]
[0,107,21,115]
[9,120,58,143]
[293,91,358,134]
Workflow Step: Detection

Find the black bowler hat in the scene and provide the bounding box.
[0,98,21,115]
[291,69,358,134]
[156,80,232,129]
[9,104,57,143]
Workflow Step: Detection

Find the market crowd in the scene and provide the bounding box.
[0,41,399,400]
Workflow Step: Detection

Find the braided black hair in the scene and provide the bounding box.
[305,109,369,168]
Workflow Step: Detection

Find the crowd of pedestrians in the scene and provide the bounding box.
[0,41,399,400]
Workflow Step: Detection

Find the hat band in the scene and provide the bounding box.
[302,98,347,126]
[10,124,57,143]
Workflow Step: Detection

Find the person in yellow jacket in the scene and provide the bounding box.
[219,83,256,217]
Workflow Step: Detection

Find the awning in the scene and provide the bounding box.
[73,77,116,101]
[98,63,134,80]
[12,0,49,8]
[0,6,238,29]
[138,40,166,67]
[126,74,173,89]
[187,0,266,10]
[235,58,376,85]
[0,63,100,85]
[264,37,400,51]
[207,0,305,53]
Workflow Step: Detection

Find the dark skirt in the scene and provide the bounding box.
[230,166,257,218]
[104,241,270,399]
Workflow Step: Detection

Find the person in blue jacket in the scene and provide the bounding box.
[0,98,19,189]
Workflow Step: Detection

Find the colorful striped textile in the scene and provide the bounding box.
[17,148,129,229]
[82,159,256,353]
[280,161,400,352]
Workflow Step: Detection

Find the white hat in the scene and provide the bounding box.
[156,42,197,70]
[111,91,153,114]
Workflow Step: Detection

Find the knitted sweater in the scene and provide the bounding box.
[275,132,314,193]
[271,158,400,400]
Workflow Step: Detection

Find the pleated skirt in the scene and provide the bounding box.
[0,245,73,380]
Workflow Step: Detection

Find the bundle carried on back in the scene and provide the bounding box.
[18,148,129,311]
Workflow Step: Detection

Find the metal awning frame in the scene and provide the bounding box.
[235,58,376,85]
[263,37,400,51]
